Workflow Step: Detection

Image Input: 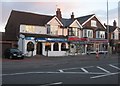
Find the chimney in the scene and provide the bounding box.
[71,12,74,20]
[56,8,62,20]
[113,20,117,26]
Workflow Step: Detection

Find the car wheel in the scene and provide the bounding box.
[9,55,13,59]
[21,57,24,59]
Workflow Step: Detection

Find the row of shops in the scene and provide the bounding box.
[18,34,108,57]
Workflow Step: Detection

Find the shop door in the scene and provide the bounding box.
[36,42,42,55]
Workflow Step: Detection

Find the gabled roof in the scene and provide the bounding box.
[6,10,54,26]
[61,18,75,27]
[5,10,55,41]
[105,25,118,33]
[76,14,95,24]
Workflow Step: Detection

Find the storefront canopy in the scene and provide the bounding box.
[88,38,108,43]
[68,37,88,41]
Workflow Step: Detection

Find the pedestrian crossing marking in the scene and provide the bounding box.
[59,70,64,72]
[97,66,111,73]
[81,68,89,73]
[109,64,120,70]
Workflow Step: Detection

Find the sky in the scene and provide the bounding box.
[0,0,120,32]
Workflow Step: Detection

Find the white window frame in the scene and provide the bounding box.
[83,29,93,38]
[96,31,105,38]
[91,20,97,27]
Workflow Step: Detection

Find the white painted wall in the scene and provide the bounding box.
[70,20,81,28]
[18,36,36,57]
[63,28,68,36]
[48,51,67,56]
[20,24,47,34]
[42,42,68,56]
[113,28,119,40]
[24,40,36,57]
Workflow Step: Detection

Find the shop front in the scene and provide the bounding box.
[18,34,68,57]
[68,37,88,55]
[35,38,68,56]
[87,38,108,54]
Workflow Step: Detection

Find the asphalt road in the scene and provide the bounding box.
[2,54,120,85]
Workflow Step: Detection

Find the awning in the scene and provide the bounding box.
[68,37,79,41]
[68,37,88,41]
[88,38,108,43]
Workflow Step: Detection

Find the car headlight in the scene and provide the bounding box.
[13,54,17,56]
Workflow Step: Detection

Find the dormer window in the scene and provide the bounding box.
[91,20,97,27]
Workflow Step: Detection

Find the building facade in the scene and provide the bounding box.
[76,14,108,54]
[5,10,69,57]
[4,8,111,57]
[105,20,120,54]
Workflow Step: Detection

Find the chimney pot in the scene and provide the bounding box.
[56,8,62,20]
[113,20,117,26]
[71,12,74,20]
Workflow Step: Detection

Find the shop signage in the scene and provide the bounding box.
[35,38,67,42]
[68,37,88,41]
[35,38,46,42]
[25,37,35,40]
[89,38,108,43]
[47,38,67,42]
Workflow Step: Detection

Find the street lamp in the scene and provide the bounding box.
[107,0,110,55]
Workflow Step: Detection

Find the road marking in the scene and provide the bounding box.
[40,82,63,86]
[97,66,111,73]
[90,72,120,79]
[59,66,94,71]
[59,70,64,72]
[2,71,107,76]
[81,68,89,73]
[109,64,120,70]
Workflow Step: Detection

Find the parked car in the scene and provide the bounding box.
[4,48,24,59]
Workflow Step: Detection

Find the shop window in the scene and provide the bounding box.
[45,42,51,51]
[53,43,59,51]
[61,43,66,51]
[27,42,34,51]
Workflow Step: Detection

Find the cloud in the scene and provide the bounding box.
[1,1,119,32]
[93,7,118,26]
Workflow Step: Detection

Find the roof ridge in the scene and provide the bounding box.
[76,14,95,18]
[11,10,53,17]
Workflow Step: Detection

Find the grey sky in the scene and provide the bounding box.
[0,0,119,32]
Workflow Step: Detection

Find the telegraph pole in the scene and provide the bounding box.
[107,0,110,56]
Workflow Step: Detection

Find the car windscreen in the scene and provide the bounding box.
[10,49,20,52]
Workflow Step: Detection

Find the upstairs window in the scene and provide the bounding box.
[83,29,93,38]
[83,29,87,37]
[96,31,105,38]
[47,24,50,34]
[91,20,97,27]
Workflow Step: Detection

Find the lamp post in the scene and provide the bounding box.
[107,0,110,56]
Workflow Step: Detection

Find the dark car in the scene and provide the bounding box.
[4,48,24,59]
